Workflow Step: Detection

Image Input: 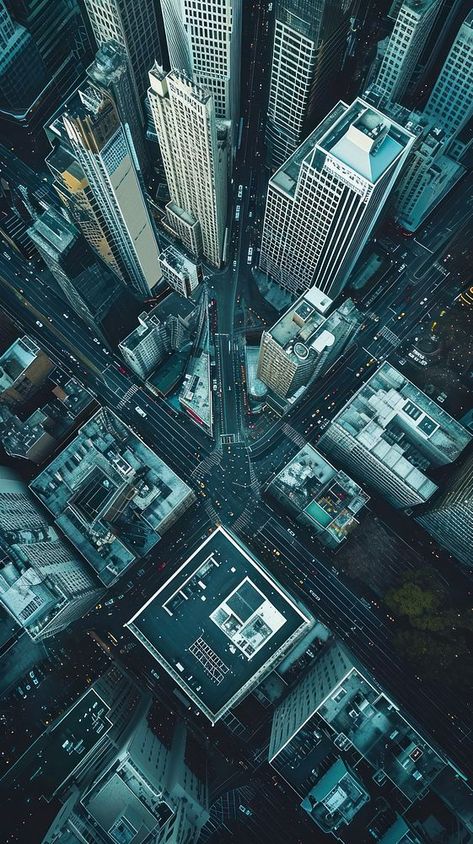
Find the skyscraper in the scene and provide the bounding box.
[417,452,473,569]
[0,467,102,639]
[0,0,47,111]
[259,99,414,299]
[27,208,122,336]
[424,10,473,138]
[86,39,149,174]
[82,0,162,103]
[62,85,162,297]
[160,0,242,131]
[374,0,441,105]
[318,363,471,508]
[148,66,227,267]
[266,0,353,170]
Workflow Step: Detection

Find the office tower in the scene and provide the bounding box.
[0,467,102,639]
[148,66,227,267]
[35,671,209,844]
[83,0,162,103]
[318,363,471,508]
[259,99,414,299]
[127,527,314,724]
[266,0,353,170]
[424,10,473,138]
[86,39,148,174]
[27,208,122,336]
[161,0,242,130]
[160,245,200,298]
[31,408,195,586]
[393,120,465,231]
[0,0,47,110]
[374,0,441,105]
[0,336,54,406]
[269,639,465,836]
[62,85,162,297]
[119,293,199,380]
[258,292,361,402]
[416,452,473,569]
[267,443,369,549]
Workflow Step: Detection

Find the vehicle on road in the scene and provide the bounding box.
[237,184,243,199]
[247,246,253,264]
[235,205,240,221]
[135,406,147,418]
[35,320,43,327]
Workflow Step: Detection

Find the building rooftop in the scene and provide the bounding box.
[149,64,212,108]
[272,99,413,196]
[269,287,332,359]
[328,363,471,494]
[28,207,77,256]
[0,336,42,391]
[180,350,212,432]
[160,245,197,277]
[3,689,112,800]
[317,668,446,804]
[82,769,166,844]
[269,444,369,545]
[300,759,370,833]
[126,527,313,723]
[30,408,194,585]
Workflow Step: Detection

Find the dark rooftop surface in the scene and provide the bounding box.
[127,528,311,722]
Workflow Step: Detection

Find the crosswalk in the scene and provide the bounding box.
[379,325,400,347]
[232,505,254,535]
[190,450,222,480]
[204,500,219,524]
[282,422,306,448]
[117,384,139,410]
[248,462,261,495]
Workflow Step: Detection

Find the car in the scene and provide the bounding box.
[35,320,43,327]
[287,528,295,537]
[237,184,243,199]
[33,677,39,686]
[116,364,128,375]
[29,670,35,679]
[247,246,253,264]
[135,406,147,418]
[62,313,69,319]
[93,337,100,344]
[47,317,52,322]
[232,259,237,269]
[103,348,110,355]
[235,205,240,221]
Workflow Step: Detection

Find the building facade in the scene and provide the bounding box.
[86,39,149,175]
[417,451,473,569]
[424,10,473,140]
[160,245,200,298]
[0,467,102,639]
[161,0,241,134]
[0,336,54,406]
[318,363,471,508]
[82,0,162,103]
[148,66,227,267]
[266,0,353,170]
[27,208,122,336]
[62,86,162,297]
[259,99,414,299]
[374,0,441,105]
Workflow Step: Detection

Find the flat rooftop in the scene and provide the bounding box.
[0,336,41,390]
[3,689,112,800]
[180,350,212,432]
[127,528,312,723]
[334,363,471,467]
[30,408,194,585]
[272,99,412,196]
[160,244,197,277]
[269,287,332,359]
[269,444,369,544]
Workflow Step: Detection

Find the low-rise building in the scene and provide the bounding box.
[257,292,361,403]
[0,467,102,639]
[127,527,314,724]
[301,758,370,835]
[0,336,54,406]
[319,363,471,508]
[160,245,200,298]
[119,294,198,380]
[30,408,195,586]
[267,444,369,549]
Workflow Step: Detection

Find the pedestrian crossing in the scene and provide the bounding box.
[379,325,400,346]
[282,423,306,448]
[204,500,219,524]
[232,505,254,535]
[248,461,261,495]
[117,384,139,410]
[190,450,222,480]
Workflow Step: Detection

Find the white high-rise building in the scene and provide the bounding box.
[375,0,441,105]
[266,0,353,170]
[424,10,473,138]
[160,0,242,131]
[148,66,227,267]
[0,467,102,639]
[83,0,162,102]
[259,98,414,299]
[63,85,162,297]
